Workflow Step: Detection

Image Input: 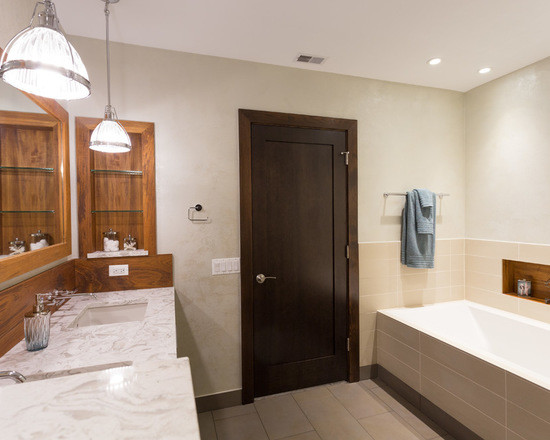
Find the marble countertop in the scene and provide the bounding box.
[0,287,176,379]
[0,357,200,440]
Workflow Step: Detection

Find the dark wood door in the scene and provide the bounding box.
[251,124,348,397]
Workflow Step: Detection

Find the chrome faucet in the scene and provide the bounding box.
[42,289,97,304]
[0,371,26,383]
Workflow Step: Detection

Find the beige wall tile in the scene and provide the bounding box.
[450,270,464,286]
[360,277,399,296]
[507,402,550,440]
[421,377,506,440]
[420,334,505,396]
[465,240,519,260]
[450,285,465,300]
[421,355,505,424]
[360,329,377,366]
[435,255,451,271]
[518,243,550,265]
[435,240,451,256]
[361,259,399,278]
[378,330,420,371]
[465,287,519,314]
[517,298,550,325]
[359,242,400,260]
[450,239,465,255]
[400,272,436,292]
[377,348,421,392]
[398,287,451,306]
[361,294,398,314]
[465,255,502,277]
[360,312,378,334]
[507,373,550,424]
[377,314,419,349]
[451,254,465,272]
[465,271,501,292]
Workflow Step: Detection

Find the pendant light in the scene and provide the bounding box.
[0,1,91,100]
[89,0,131,153]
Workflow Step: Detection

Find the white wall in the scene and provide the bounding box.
[65,36,465,396]
[466,57,550,243]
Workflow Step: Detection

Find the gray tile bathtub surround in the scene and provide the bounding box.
[506,373,550,424]
[507,403,550,440]
[420,355,505,424]
[378,348,421,392]
[377,330,421,370]
[377,311,550,440]
[421,377,506,440]
[419,334,505,396]
[377,314,420,349]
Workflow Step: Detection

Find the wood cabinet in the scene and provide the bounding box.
[75,118,157,257]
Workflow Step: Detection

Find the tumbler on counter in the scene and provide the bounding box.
[103,228,120,252]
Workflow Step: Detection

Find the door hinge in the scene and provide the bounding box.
[346,244,350,259]
[347,337,351,352]
[340,151,349,165]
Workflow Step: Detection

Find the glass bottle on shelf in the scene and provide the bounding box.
[9,238,26,255]
[123,234,137,251]
[102,228,120,252]
[29,229,49,251]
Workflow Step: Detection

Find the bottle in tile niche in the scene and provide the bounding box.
[24,295,51,351]
[123,234,137,251]
[8,237,25,255]
[103,228,120,252]
[29,229,49,251]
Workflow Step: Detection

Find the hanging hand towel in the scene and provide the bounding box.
[401,189,436,268]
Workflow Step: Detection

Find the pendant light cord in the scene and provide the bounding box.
[104,1,112,108]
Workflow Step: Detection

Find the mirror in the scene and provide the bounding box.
[0,48,71,283]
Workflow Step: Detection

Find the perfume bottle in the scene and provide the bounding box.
[24,294,51,351]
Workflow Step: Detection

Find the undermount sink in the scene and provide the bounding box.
[69,302,148,328]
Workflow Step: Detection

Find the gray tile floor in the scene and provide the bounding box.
[198,379,457,440]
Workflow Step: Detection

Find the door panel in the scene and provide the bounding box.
[251,125,348,397]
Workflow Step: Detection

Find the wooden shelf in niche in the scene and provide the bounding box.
[76,117,156,257]
[503,259,550,304]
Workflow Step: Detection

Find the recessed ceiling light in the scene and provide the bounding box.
[427,58,442,66]
[479,67,492,74]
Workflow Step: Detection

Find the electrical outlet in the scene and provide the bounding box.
[212,258,240,275]
[109,264,129,276]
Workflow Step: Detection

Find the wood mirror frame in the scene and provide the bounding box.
[0,47,71,284]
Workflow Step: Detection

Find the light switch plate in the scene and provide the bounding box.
[212,258,240,275]
[109,264,129,276]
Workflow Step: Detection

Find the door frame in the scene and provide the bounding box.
[239,109,359,404]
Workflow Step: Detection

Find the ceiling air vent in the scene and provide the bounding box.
[296,54,326,64]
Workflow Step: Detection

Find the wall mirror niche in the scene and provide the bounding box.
[0,50,71,284]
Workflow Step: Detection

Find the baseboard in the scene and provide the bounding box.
[377,366,483,440]
[195,389,242,413]
[359,364,378,380]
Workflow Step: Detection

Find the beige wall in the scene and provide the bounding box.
[64,36,465,396]
[464,57,550,320]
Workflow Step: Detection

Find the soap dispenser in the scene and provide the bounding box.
[24,294,51,351]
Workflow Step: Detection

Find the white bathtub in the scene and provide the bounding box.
[377,300,550,440]
[380,300,550,391]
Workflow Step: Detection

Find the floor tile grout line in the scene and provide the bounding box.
[289,388,322,439]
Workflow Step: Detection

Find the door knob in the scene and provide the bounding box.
[256,274,277,284]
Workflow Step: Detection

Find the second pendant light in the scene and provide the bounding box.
[90,0,131,153]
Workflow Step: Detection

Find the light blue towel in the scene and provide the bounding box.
[401,189,436,268]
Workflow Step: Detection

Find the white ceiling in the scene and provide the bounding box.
[52,0,550,92]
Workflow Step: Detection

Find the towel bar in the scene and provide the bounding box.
[383,192,450,198]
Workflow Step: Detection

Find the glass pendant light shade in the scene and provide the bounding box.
[90,0,131,154]
[90,106,131,153]
[0,1,91,100]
